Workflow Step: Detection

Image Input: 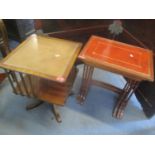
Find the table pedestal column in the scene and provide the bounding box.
[113,80,140,119]
[26,101,62,123]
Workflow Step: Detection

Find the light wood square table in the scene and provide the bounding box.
[0,34,82,122]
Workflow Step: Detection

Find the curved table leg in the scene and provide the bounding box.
[26,101,62,123]
[51,104,62,123]
[26,100,44,110]
[113,80,140,119]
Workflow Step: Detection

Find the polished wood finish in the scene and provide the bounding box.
[13,67,77,105]
[113,80,140,118]
[0,21,82,122]
[0,34,82,82]
[79,35,154,82]
[0,33,81,105]
[78,36,154,119]
[91,80,122,94]
[77,64,94,103]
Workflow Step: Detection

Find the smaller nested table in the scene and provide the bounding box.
[78,35,154,119]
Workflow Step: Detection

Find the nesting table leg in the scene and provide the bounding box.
[77,64,94,104]
[113,80,140,119]
[77,64,140,119]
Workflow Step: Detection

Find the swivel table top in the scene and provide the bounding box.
[0,34,82,83]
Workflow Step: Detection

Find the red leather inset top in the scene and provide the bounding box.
[79,36,154,81]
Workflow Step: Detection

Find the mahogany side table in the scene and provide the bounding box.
[77,35,154,119]
[0,34,82,122]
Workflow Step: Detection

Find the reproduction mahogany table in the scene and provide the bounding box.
[0,34,82,122]
[78,35,154,119]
